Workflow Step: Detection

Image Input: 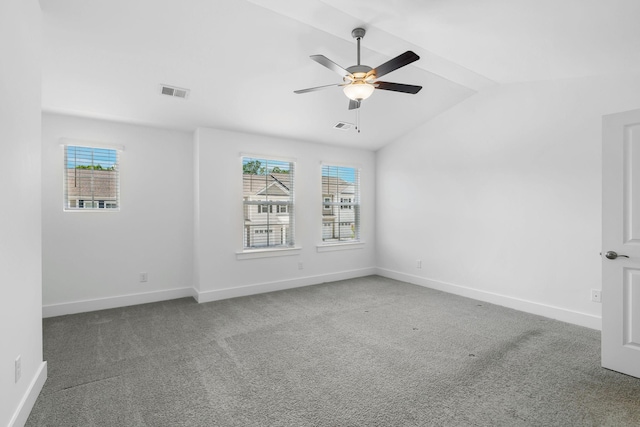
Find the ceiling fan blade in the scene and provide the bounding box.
[370,51,420,79]
[348,99,361,110]
[310,54,352,78]
[375,81,422,94]
[294,83,341,94]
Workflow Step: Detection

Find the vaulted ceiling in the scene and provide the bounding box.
[39,0,640,150]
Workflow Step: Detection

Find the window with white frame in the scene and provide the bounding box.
[242,156,295,249]
[321,164,360,243]
[64,145,120,211]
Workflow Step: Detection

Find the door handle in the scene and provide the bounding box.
[604,250,629,260]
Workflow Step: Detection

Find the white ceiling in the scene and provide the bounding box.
[39,0,640,150]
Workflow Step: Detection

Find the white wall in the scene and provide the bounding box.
[41,117,377,313]
[39,73,640,332]
[41,114,194,316]
[194,128,376,301]
[0,0,46,425]
[376,73,640,329]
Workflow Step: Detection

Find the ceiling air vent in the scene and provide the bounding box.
[159,84,190,99]
[333,121,354,131]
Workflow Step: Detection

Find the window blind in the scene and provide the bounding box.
[242,156,295,249]
[321,164,360,242]
[64,145,120,210]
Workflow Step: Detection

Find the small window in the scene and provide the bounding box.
[64,145,120,211]
[321,165,360,243]
[258,205,273,214]
[323,197,332,212]
[243,156,295,249]
[254,229,273,234]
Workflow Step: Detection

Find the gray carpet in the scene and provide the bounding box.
[27,276,640,426]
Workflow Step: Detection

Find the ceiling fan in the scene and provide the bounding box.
[294,28,422,110]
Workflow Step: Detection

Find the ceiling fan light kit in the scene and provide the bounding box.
[343,81,375,101]
[294,27,423,126]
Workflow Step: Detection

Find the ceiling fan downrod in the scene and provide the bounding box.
[352,28,366,66]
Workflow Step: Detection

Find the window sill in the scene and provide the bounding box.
[236,247,302,260]
[316,242,365,252]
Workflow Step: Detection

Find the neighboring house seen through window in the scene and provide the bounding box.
[322,165,360,243]
[242,156,295,249]
[64,145,120,211]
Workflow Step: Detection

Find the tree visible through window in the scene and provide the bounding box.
[64,145,120,211]
[321,165,360,242]
[242,157,295,249]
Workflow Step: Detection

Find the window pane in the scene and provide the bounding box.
[243,156,295,249]
[64,145,119,211]
[322,165,359,243]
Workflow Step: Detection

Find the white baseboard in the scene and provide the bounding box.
[42,287,197,318]
[376,268,602,330]
[42,269,377,317]
[9,361,47,427]
[195,267,377,303]
[41,269,599,331]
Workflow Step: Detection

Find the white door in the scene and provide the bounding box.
[602,108,640,378]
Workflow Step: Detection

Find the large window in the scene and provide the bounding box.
[321,164,360,243]
[64,145,120,211]
[242,156,295,249]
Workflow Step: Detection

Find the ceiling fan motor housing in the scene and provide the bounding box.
[346,65,372,74]
[344,65,374,83]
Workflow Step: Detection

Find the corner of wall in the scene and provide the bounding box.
[193,129,201,292]
[8,362,47,427]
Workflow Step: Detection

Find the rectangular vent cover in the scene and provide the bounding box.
[334,121,354,131]
[159,84,190,99]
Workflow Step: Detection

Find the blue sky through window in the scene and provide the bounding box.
[66,146,117,169]
[242,157,291,174]
[241,158,355,183]
[322,165,356,184]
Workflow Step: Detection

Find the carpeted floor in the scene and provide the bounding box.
[27,276,640,426]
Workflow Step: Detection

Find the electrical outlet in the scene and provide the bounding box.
[298,262,304,270]
[416,260,422,269]
[15,355,21,383]
[139,272,148,283]
[591,289,601,303]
